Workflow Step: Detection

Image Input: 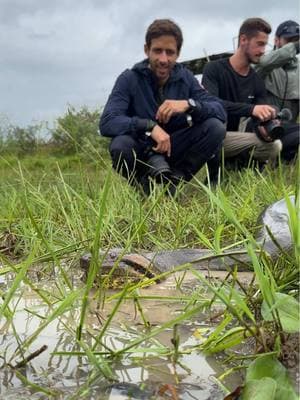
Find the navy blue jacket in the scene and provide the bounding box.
[100,59,226,137]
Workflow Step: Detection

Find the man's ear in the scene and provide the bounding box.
[239,34,247,46]
[274,37,280,49]
[144,43,149,57]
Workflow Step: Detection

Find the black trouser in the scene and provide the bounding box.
[109,117,226,183]
[280,123,299,161]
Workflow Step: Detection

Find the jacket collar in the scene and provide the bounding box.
[132,59,183,83]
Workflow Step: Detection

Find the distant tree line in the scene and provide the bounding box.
[0,106,109,156]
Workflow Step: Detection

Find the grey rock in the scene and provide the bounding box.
[257,195,295,256]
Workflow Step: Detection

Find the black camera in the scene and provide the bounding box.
[146,151,171,182]
[255,108,292,142]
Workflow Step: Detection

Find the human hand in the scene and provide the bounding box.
[156,100,189,124]
[150,125,171,156]
[252,105,277,121]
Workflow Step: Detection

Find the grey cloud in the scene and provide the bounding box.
[0,0,299,126]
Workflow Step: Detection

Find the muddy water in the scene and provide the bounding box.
[0,271,250,399]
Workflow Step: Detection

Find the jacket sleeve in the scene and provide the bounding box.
[202,62,255,118]
[99,70,148,137]
[254,42,298,78]
[187,72,227,123]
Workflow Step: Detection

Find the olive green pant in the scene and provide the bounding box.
[224,131,282,161]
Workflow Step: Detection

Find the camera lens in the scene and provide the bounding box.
[264,120,284,140]
[146,152,171,182]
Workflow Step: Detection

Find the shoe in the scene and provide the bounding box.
[137,174,152,196]
[170,169,186,184]
[165,169,186,197]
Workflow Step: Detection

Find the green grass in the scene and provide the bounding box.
[0,150,298,398]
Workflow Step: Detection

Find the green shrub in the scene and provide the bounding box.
[51,105,104,154]
[0,121,46,156]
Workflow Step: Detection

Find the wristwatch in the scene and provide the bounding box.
[187,98,197,113]
[145,120,157,137]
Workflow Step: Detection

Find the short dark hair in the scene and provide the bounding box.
[145,19,183,53]
[238,17,271,40]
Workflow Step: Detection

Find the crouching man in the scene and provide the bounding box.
[100,18,226,195]
[202,17,283,170]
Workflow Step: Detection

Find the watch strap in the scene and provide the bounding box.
[146,120,157,131]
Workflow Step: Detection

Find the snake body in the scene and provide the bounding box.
[80,196,295,282]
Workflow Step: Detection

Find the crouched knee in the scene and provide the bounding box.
[267,139,282,159]
[109,135,138,175]
[203,118,226,142]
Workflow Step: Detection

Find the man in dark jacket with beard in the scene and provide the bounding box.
[100,19,226,195]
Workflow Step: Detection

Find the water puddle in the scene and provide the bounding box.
[0,271,249,399]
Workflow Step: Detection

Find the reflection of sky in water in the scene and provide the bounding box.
[0,282,225,399]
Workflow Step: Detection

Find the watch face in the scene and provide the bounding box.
[189,99,196,108]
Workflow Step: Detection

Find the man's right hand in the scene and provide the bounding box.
[150,125,171,157]
[252,105,277,121]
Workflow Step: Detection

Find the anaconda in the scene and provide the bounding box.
[80,196,296,284]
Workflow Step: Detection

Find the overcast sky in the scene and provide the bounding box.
[0,0,299,127]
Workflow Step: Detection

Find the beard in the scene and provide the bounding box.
[249,55,260,64]
[245,48,260,64]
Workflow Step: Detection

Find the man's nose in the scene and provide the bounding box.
[158,51,168,63]
[261,45,266,54]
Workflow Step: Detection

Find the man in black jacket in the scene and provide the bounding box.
[100,19,226,194]
[202,17,282,169]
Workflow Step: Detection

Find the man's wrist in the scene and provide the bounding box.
[145,120,157,137]
[187,98,197,113]
[147,120,157,131]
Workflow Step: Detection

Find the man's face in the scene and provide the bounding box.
[275,35,299,48]
[240,32,269,64]
[144,35,179,85]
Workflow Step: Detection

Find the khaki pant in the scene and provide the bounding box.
[224,131,282,161]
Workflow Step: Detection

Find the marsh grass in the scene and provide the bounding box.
[0,149,298,398]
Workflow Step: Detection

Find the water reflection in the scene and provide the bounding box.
[0,278,227,399]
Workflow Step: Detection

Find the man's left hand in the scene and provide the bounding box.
[156,100,189,124]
